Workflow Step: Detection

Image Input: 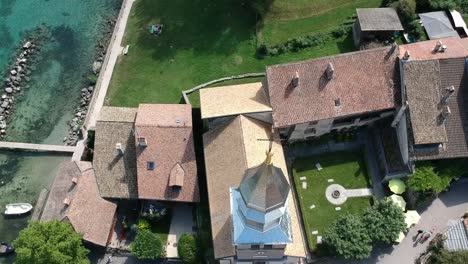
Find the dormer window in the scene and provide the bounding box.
[147,161,155,170]
[138,137,147,147]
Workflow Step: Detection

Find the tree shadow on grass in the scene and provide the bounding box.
[129,0,260,62]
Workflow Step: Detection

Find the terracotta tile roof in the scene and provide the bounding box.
[459,37,468,50]
[135,104,192,127]
[93,107,138,199]
[412,58,468,160]
[41,161,117,247]
[200,82,272,119]
[399,37,468,60]
[403,60,448,144]
[98,106,138,122]
[135,104,199,202]
[203,115,306,259]
[357,8,403,31]
[265,47,398,128]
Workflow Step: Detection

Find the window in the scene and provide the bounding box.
[304,127,316,135]
[147,161,155,170]
[308,121,318,126]
[250,245,260,250]
[333,116,354,125]
[263,245,273,250]
[138,137,147,147]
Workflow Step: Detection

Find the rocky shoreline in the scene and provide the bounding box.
[0,27,49,140]
[64,16,117,146]
[0,13,118,145]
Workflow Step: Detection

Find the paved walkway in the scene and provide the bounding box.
[320,180,468,264]
[372,180,468,264]
[166,204,195,258]
[346,188,373,197]
[85,0,135,129]
[344,179,468,264]
[325,184,373,205]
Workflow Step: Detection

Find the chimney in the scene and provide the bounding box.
[446,85,455,93]
[441,86,456,104]
[334,98,341,107]
[403,50,410,60]
[435,40,447,52]
[63,198,71,206]
[291,71,299,87]
[444,106,451,115]
[138,137,147,147]
[116,143,124,155]
[326,63,334,80]
[442,106,451,120]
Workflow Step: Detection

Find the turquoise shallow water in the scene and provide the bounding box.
[0,0,121,262]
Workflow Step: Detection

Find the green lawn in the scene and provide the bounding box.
[293,151,373,252]
[261,0,382,44]
[106,0,382,107]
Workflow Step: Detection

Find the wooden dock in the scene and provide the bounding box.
[0,141,76,153]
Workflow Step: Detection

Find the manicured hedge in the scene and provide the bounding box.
[256,25,352,58]
[178,234,199,264]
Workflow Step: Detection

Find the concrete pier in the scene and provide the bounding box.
[0,141,76,153]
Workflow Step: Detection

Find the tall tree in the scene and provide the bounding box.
[362,200,406,243]
[13,220,89,264]
[323,214,372,260]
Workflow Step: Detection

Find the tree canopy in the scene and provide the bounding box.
[130,229,164,259]
[323,213,372,260]
[408,163,451,194]
[178,234,199,264]
[13,220,89,264]
[362,200,406,243]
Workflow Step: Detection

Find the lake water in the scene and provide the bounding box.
[0,0,121,262]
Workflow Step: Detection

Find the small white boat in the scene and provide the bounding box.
[4,203,33,215]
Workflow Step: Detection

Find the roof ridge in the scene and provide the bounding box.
[267,46,395,70]
[238,115,249,173]
[135,124,192,128]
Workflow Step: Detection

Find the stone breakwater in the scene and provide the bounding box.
[0,27,49,139]
[64,17,116,146]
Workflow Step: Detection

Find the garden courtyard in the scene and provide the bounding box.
[293,151,373,251]
[106,0,382,107]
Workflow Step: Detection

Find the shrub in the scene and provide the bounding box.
[263,32,329,56]
[323,214,373,260]
[398,0,417,23]
[429,0,458,11]
[408,20,427,40]
[137,218,150,230]
[178,234,199,264]
[332,25,352,38]
[408,162,451,194]
[255,43,268,58]
[434,158,468,179]
[140,207,168,223]
[130,229,164,259]
[425,233,468,263]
